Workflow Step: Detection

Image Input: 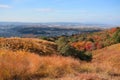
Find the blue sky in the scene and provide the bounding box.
[0,0,120,24]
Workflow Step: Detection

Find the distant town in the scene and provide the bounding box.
[0,22,116,37]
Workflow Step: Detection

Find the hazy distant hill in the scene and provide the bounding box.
[0,22,110,37]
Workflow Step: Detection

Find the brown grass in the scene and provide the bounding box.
[56,43,120,80]
[0,38,57,55]
[0,38,120,80]
[92,43,120,74]
[0,49,81,80]
[86,43,120,79]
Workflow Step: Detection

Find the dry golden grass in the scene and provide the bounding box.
[41,73,100,80]
[0,49,40,80]
[89,43,120,79]
[58,43,120,80]
[0,49,81,80]
[0,37,57,55]
[0,37,120,80]
[92,43,120,74]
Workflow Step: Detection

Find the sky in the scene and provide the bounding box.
[0,0,120,25]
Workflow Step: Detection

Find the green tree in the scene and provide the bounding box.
[55,37,68,51]
[56,36,92,61]
[112,29,120,43]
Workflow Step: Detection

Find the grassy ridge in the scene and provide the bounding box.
[0,38,57,55]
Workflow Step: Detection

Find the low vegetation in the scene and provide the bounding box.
[52,27,120,61]
[0,49,81,80]
[55,37,92,61]
[0,38,57,55]
[0,27,120,80]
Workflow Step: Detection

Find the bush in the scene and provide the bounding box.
[69,37,78,42]
[112,29,120,43]
[59,44,77,56]
[57,43,92,61]
[55,37,68,51]
[55,36,92,61]
[83,52,92,61]
[39,36,48,40]
[72,51,92,61]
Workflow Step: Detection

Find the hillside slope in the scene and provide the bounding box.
[93,43,120,62]
[91,43,120,79]
[0,49,81,80]
[0,38,57,55]
[0,37,120,80]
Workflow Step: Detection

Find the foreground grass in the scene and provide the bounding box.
[0,49,81,80]
[1,49,119,80]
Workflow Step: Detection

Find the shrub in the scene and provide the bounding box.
[112,29,120,43]
[55,37,93,61]
[55,37,68,51]
[57,44,92,61]
[68,37,78,42]
[39,36,48,40]
[83,52,92,61]
[58,44,74,56]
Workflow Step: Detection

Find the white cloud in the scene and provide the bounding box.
[36,8,54,12]
[0,4,12,9]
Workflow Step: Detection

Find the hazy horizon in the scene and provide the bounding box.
[0,0,119,25]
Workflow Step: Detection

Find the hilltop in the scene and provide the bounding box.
[0,38,57,55]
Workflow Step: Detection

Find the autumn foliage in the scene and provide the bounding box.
[71,41,94,51]
[70,27,120,51]
[0,27,120,80]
